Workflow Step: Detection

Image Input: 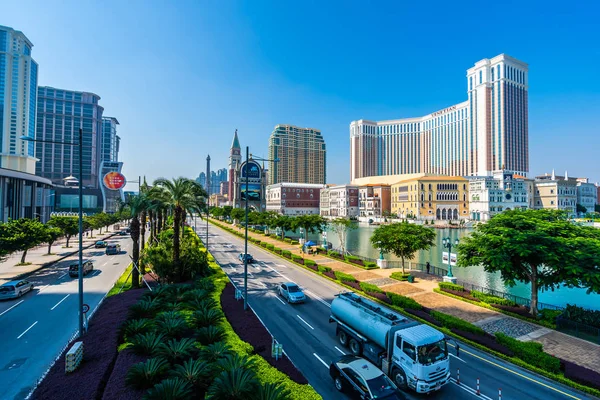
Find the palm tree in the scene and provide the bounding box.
[127,194,150,288]
[153,178,206,265]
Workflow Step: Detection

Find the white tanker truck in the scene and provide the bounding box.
[329,292,452,394]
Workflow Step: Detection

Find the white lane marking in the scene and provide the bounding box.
[51,294,70,311]
[277,264,287,268]
[57,273,67,279]
[0,300,24,317]
[36,284,50,294]
[304,290,331,308]
[335,346,346,355]
[266,265,292,281]
[257,281,267,288]
[297,315,315,330]
[275,296,286,305]
[313,353,328,368]
[449,378,493,400]
[449,353,466,363]
[17,321,38,339]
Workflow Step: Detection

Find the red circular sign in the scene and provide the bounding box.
[103,172,126,190]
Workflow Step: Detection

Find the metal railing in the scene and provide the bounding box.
[555,316,600,344]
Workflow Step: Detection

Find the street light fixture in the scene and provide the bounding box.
[442,236,459,284]
[242,147,279,310]
[21,129,86,338]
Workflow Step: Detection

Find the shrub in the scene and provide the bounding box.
[260,242,268,248]
[539,309,563,325]
[256,383,292,400]
[323,271,337,280]
[158,337,198,364]
[438,282,465,292]
[282,250,292,259]
[217,353,256,372]
[345,255,364,266]
[471,290,517,306]
[564,304,600,329]
[199,342,233,363]
[360,282,383,294]
[129,298,163,319]
[266,244,275,250]
[345,281,362,291]
[183,298,218,312]
[284,238,293,244]
[171,358,216,390]
[291,255,304,265]
[430,311,484,335]
[440,287,482,302]
[390,272,410,281]
[273,248,283,255]
[304,259,317,267]
[494,303,531,317]
[495,332,561,374]
[145,377,193,400]
[180,289,210,303]
[192,308,224,328]
[207,368,258,399]
[130,332,166,356]
[386,292,422,310]
[363,261,378,270]
[334,271,357,283]
[155,311,189,338]
[121,318,155,341]
[369,291,392,304]
[290,240,299,245]
[405,308,442,326]
[317,265,332,273]
[327,250,343,259]
[126,357,170,390]
[197,325,227,345]
[450,328,514,356]
[264,233,271,237]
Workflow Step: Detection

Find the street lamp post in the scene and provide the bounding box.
[22,128,85,338]
[241,147,279,310]
[442,236,459,284]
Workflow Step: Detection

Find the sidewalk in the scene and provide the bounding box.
[217,221,600,375]
[0,226,121,283]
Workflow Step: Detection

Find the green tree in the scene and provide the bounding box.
[457,209,600,316]
[293,214,327,241]
[127,194,150,288]
[222,205,233,220]
[211,207,224,220]
[329,218,357,255]
[45,226,62,255]
[370,222,436,273]
[274,215,293,240]
[230,208,245,223]
[48,216,80,247]
[576,203,587,214]
[4,218,49,264]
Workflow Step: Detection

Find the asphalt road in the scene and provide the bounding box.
[194,219,596,400]
[0,234,134,400]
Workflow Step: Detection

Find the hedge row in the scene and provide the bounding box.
[472,290,517,307]
[495,333,561,374]
[390,272,410,281]
[334,271,357,283]
[386,292,422,310]
[438,282,465,291]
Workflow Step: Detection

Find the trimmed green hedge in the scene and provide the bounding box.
[284,238,293,244]
[290,240,299,245]
[495,332,561,374]
[266,243,275,250]
[334,271,357,283]
[430,310,485,335]
[291,255,304,264]
[363,261,378,270]
[471,290,517,307]
[360,282,383,294]
[327,250,343,259]
[282,250,292,258]
[438,282,465,291]
[386,292,422,310]
[390,272,410,281]
[317,265,332,273]
[304,259,317,267]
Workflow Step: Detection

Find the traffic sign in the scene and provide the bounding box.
[82,304,90,314]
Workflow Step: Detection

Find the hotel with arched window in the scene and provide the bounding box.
[350,54,529,183]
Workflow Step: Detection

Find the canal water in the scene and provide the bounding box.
[300,224,597,311]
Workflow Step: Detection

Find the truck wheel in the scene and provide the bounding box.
[338,331,348,347]
[349,338,361,355]
[392,368,408,390]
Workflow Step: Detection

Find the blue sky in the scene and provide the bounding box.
[3,0,599,190]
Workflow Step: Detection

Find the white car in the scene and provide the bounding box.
[279,282,306,303]
[0,279,34,300]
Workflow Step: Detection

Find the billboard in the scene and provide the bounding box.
[103,172,126,190]
[442,252,457,266]
[241,161,261,179]
[241,183,261,201]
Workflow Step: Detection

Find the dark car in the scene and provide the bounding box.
[238,253,254,263]
[330,355,405,400]
[95,240,108,248]
[119,230,128,236]
[68,260,94,277]
[106,243,121,255]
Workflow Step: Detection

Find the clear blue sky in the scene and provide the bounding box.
[4,0,599,190]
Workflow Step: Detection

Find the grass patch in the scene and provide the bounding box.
[107,263,134,297]
[14,262,33,266]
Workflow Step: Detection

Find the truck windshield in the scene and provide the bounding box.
[417,340,448,365]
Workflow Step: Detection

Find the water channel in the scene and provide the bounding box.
[299,223,598,311]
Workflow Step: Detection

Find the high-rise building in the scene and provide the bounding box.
[268,124,326,185]
[350,54,529,183]
[0,25,39,174]
[209,168,228,195]
[101,117,120,163]
[35,86,104,188]
[196,172,206,189]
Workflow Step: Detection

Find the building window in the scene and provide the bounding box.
[479,70,483,84]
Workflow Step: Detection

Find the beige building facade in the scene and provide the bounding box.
[391,176,469,220]
[358,185,391,219]
[533,171,577,214]
[320,185,359,218]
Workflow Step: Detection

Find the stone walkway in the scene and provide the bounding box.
[213,220,600,374]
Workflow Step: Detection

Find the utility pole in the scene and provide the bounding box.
[244,146,249,310]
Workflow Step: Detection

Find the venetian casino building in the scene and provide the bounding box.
[350,54,529,183]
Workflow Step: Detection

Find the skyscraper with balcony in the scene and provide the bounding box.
[35,86,104,188]
[101,117,120,162]
[350,54,529,182]
[268,124,326,185]
[0,25,39,174]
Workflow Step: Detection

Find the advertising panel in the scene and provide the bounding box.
[103,172,126,190]
[241,161,261,179]
[442,252,457,266]
[241,183,261,201]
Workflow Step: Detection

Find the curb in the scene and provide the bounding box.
[6,232,119,282]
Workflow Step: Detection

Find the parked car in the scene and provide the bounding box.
[278,282,305,303]
[0,279,34,300]
[119,230,128,236]
[95,240,108,248]
[330,355,405,399]
[238,253,254,263]
[68,260,94,277]
[106,243,121,255]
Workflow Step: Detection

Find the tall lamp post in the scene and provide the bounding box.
[241,147,279,310]
[22,129,86,338]
[442,236,459,284]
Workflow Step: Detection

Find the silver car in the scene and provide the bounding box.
[279,282,306,303]
[0,279,34,300]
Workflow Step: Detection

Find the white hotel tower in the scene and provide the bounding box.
[350,54,529,182]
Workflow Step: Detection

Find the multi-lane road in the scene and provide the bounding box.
[0,234,133,400]
[194,218,595,400]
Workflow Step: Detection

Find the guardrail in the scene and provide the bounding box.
[556,316,600,344]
